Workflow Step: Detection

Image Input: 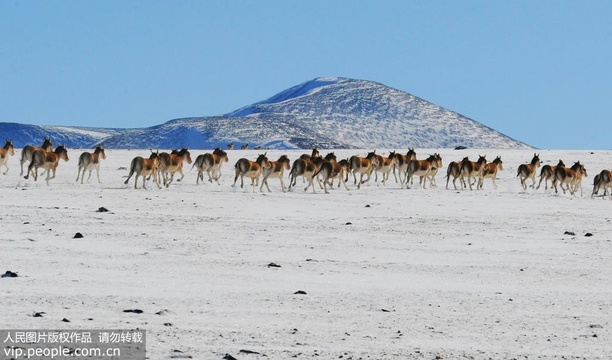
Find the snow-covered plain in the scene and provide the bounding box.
[1,148,611,359]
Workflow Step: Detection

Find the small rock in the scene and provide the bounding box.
[33,312,45,317]
[97,207,109,213]
[365,204,371,208]
[1,270,18,278]
[123,309,144,314]
[155,309,172,315]
[381,309,390,312]
[564,231,575,236]
[223,354,238,360]
[589,324,603,329]
[164,322,172,326]
[239,349,261,355]
[61,318,70,322]
[267,262,281,268]
[585,233,593,237]
[345,222,352,225]
[294,290,307,295]
[73,232,84,239]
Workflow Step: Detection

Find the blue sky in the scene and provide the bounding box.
[1,1,611,149]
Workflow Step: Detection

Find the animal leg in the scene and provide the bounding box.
[232,170,240,187]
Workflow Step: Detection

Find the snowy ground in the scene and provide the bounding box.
[1,148,611,359]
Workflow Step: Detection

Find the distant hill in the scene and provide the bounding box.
[0,77,532,149]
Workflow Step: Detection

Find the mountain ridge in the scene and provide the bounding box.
[0,77,532,149]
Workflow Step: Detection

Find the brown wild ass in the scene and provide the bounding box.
[227,143,234,150]
[20,137,53,176]
[313,152,350,194]
[516,153,541,190]
[460,155,487,190]
[192,148,229,185]
[419,153,443,188]
[124,151,161,189]
[372,152,395,185]
[592,169,612,198]
[240,144,249,150]
[552,161,587,196]
[299,148,320,161]
[349,151,379,189]
[445,157,469,190]
[76,146,106,184]
[260,155,291,192]
[288,157,323,192]
[159,148,192,187]
[0,139,16,175]
[536,160,565,190]
[477,156,503,189]
[23,145,69,185]
[405,153,442,189]
[232,153,271,192]
[391,148,416,184]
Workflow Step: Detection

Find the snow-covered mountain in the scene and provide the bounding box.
[0,77,532,149]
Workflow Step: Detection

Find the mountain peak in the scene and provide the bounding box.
[226,77,344,117]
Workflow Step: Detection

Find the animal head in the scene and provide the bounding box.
[94,146,107,159]
[256,153,271,168]
[366,151,379,165]
[278,155,291,169]
[4,139,15,155]
[406,148,416,160]
[531,153,541,166]
[42,137,53,151]
[493,156,503,169]
[55,145,69,161]
[571,161,587,177]
[177,148,192,164]
[434,153,443,167]
[324,152,337,162]
[214,148,229,162]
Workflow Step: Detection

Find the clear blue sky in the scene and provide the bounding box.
[2,1,611,149]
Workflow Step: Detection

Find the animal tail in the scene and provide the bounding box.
[124,158,137,184]
[313,165,323,178]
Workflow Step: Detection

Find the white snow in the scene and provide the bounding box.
[46,126,114,139]
[1,148,611,359]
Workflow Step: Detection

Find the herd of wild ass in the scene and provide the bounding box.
[1,138,609,197]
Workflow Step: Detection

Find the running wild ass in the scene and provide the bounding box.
[0,139,16,175]
[76,146,106,184]
[23,145,69,185]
